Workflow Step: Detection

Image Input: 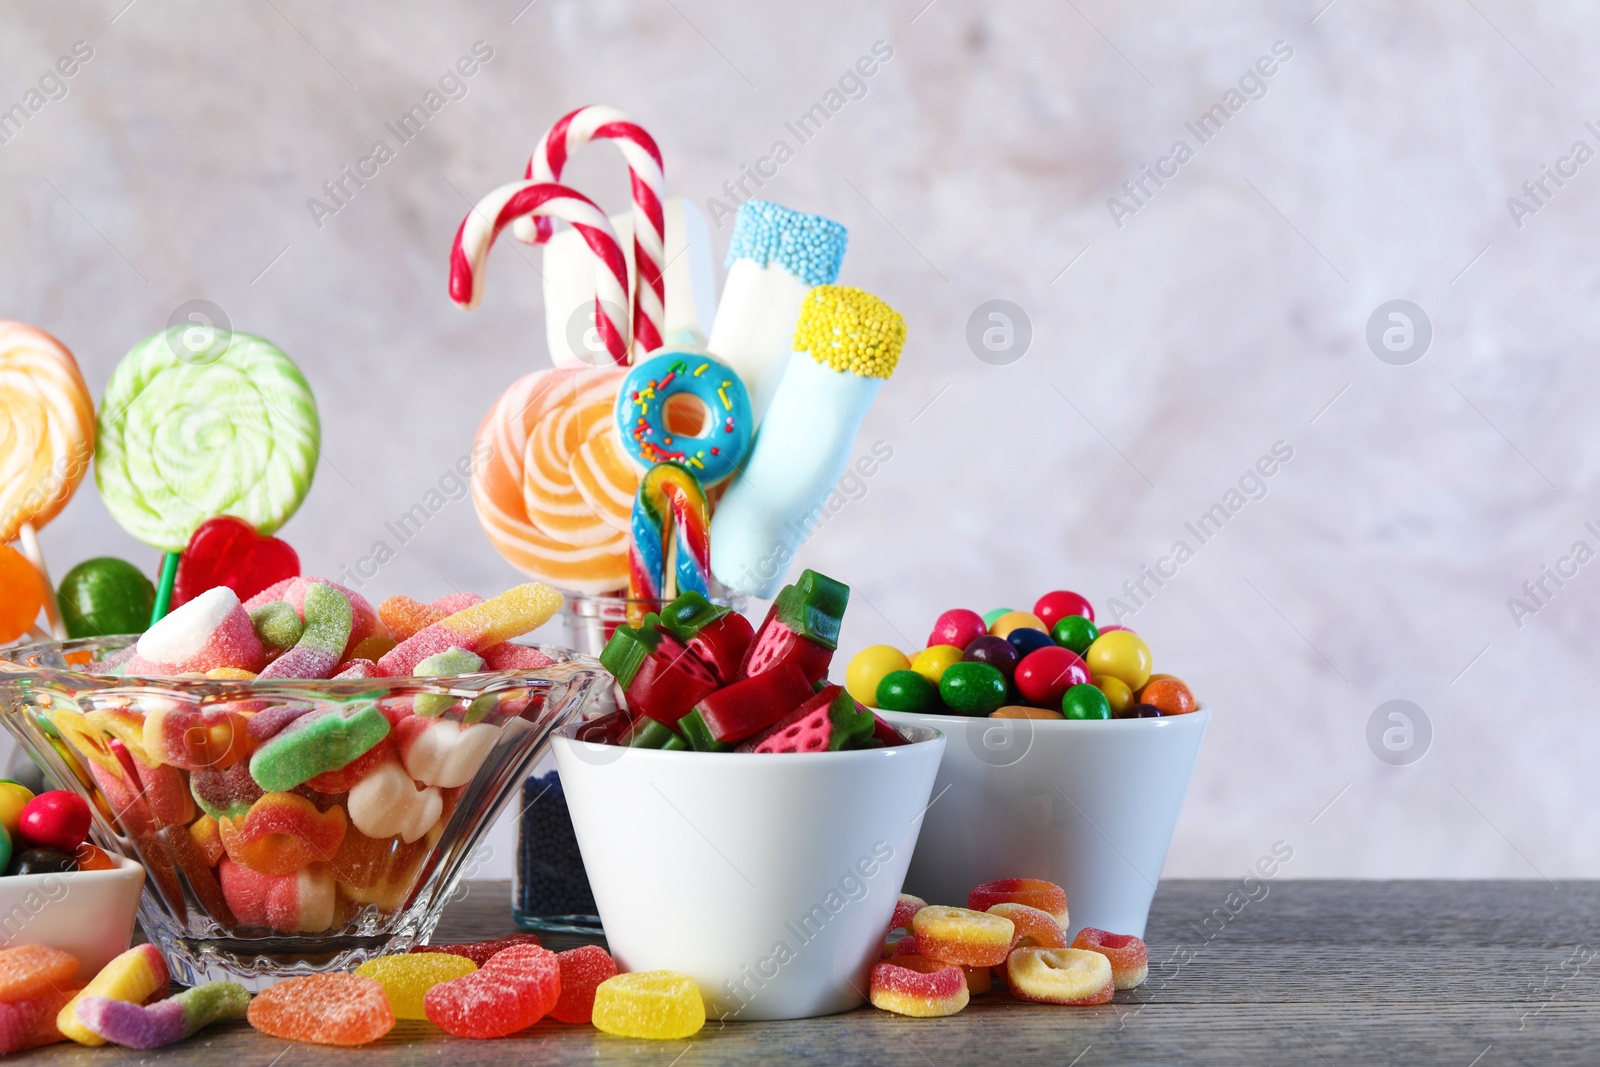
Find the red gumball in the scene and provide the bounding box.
[1014,646,1090,707]
[1033,590,1094,628]
[927,609,987,651]
[18,791,91,852]
[172,516,300,608]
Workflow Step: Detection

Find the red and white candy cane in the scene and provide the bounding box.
[514,106,667,359]
[449,181,632,366]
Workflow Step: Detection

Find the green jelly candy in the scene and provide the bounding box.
[250,600,304,653]
[772,569,850,650]
[657,592,729,643]
[676,710,733,752]
[876,669,935,713]
[1061,683,1112,721]
[1051,615,1099,656]
[414,647,487,717]
[249,700,391,791]
[598,613,666,688]
[660,733,689,751]
[624,717,683,750]
[56,558,156,639]
[982,607,1013,628]
[938,662,1008,716]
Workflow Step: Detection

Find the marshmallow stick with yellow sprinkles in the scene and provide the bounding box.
[710,285,905,598]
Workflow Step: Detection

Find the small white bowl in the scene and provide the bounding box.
[554,725,945,1021]
[0,855,145,976]
[881,709,1209,938]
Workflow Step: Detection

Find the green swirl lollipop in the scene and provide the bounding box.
[96,328,319,615]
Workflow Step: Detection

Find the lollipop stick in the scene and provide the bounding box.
[16,524,64,640]
[26,625,50,643]
[150,551,180,626]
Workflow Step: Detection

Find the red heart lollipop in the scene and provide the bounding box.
[172,516,300,607]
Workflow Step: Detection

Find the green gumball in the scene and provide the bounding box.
[1051,614,1099,656]
[938,661,1008,716]
[876,669,935,713]
[1061,683,1112,720]
[56,558,156,639]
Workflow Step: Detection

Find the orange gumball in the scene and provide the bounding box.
[1138,677,1197,716]
[0,545,45,644]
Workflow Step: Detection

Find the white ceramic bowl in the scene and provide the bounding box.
[553,725,945,1021]
[881,709,1209,938]
[0,855,145,976]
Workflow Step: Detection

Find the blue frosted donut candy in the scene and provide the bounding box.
[615,349,753,485]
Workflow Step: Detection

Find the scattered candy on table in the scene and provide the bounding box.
[848,589,1201,721]
[591,970,706,1040]
[246,973,394,1046]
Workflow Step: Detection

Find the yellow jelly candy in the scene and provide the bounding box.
[845,645,910,707]
[355,952,476,1020]
[58,944,168,1046]
[591,971,704,1040]
[909,645,963,686]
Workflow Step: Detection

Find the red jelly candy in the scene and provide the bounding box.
[869,957,968,1017]
[968,878,1069,926]
[172,517,300,609]
[550,945,617,1024]
[411,934,542,968]
[423,944,561,1038]
[247,973,393,1045]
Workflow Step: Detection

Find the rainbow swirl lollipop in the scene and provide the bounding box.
[97,327,319,567]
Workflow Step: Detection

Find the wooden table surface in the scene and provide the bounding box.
[18,879,1595,1065]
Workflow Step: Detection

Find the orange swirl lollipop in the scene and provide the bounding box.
[472,367,642,595]
[0,322,95,637]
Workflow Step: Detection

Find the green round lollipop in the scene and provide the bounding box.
[95,328,320,552]
[56,557,156,638]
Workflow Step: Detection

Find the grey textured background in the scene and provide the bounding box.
[2,1,1593,880]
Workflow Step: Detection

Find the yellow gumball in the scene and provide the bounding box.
[910,645,964,686]
[1093,675,1134,715]
[846,645,911,707]
[0,781,34,837]
[1086,631,1153,691]
[989,611,1046,639]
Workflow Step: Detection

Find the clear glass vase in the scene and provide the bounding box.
[0,638,605,989]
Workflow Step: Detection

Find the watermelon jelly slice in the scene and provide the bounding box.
[678,664,813,747]
[739,569,850,683]
[599,612,719,725]
[740,685,877,754]
[657,591,754,684]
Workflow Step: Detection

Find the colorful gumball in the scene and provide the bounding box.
[962,635,1018,681]
[1139,677,1197,715]
[1085,630,1153,691]
[1013,646,1089,708]
[846,645,910,707]
[0,782,34,837]
[17,791,90,852]
[1093,675,1134,715]
[1119,703,1163,719]
[1072,928,1149,989]
[1033,590,1094,628]
[55,558,156,640]
[981,608,1013,628]
[989,610,1045,639]
[1061,683,1112,720]
[937,662,1008,717]
[876,670,935,713]
[910,645,963,686]
[1050,614,1098,656]
[1006,626,1054,659]
[927,609,986,651]
[0,546,45,645]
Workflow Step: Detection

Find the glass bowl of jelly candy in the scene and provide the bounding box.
[0,636,606,990]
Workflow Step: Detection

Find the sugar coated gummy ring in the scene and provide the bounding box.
[1072,928,1149,989]
[615,349,753,486]
[968,878,1069,926]
[911,905,1015,968]
[1006,947,1113,1006]
[987,902,1068,949]
[869,958,968,1018]
[96,328,319,552]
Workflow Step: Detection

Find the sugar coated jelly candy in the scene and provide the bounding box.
[219,792,347,875]
[869,958,968,1018]
[423,943,560,1038]
[250,600,304,655]
[57,944,169,1046]
[551,945,618,1024]
[888,892,927,933]
[1006,947,1113,1005]
[249,700,391,792]
[0,986,77,1054]
[0,944,79,1002]
[591,971,705,1040]
[987,902,1068,949]
[911,906,1014,968]
[219,858,337,932]
[77,981,251,1049]
[135,586,265,675]
[1072,928,1149,989]
[257,582,353,680]
[248,973,394,1046]
[347,760,442,842]
[355,953,476,1020]
[377,583,563,677]
[845,645,910,706]
[410,933,542,968]
[395,717,498,789]
[968,878,1069,926]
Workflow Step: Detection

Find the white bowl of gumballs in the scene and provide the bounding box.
[856,591,1209,938]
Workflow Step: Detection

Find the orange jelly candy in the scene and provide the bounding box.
[869,957,968,1017]
[71,843,117,872]
[968,878,1069,926]
[911,906,1015,968]
[1072,928,1149,989]
[219,793,347,875]
[247,973,393,1045]
[1006,947,1113,1005]
[987,902,1068,949]
[0,945,79,1003]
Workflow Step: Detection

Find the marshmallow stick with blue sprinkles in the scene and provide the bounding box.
[707,200,848,426]
[711,285,905,598]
